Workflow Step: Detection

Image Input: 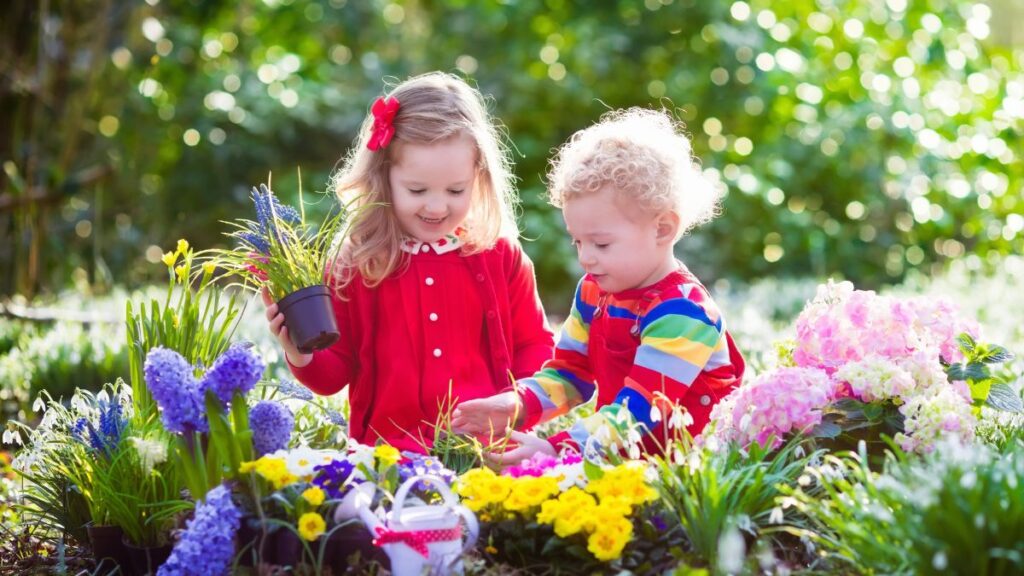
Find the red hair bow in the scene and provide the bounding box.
[367,96,400,151]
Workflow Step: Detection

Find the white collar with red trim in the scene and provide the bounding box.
[399,228,465,255]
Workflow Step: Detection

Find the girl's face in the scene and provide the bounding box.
[388,134,477,244]
[563,186,678,294]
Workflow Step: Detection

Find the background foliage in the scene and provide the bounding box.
[1,0,1022,311]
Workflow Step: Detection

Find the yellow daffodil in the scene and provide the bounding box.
[298,512,325,541]
[175,264,188,282]
[176,238,189,255]
[302,486,325,506]
[162,251,177,267]
[202,261,216,275]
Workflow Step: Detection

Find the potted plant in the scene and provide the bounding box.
[209,178,359,353]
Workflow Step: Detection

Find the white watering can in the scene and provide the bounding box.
[355,474,478,576]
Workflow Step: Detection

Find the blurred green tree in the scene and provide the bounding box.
[1,0,1020,313]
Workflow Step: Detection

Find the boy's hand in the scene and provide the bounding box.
[452,391,522,436]
[262,286,313,367]
[485,431,555,466]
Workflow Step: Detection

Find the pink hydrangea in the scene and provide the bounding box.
[706,367,838,449]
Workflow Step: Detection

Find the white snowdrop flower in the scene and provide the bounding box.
[717,525,746,573]
[769,506,785,524]
[628,443,640,460]
[96,390,110,404]
[32,396,46,413]
[71,395,88,414]
[672,447,686,466]
[3,427,23,446]
[649,404,662,424]
[39,409,59,431]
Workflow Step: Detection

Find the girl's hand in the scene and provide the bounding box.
[261,286,313,367]
[452,391,522,436]
[485,430,555,467]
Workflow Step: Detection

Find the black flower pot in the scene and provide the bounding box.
[123,538,172,576]
[273,529,305,569]
[278,284,340,353]
[319,523,390,572]
[236,521,275,567]
[88,525,133,575]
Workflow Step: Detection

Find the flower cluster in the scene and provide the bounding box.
[249,401,294,457]
[707,280,981,452]
[457,460,655,562]
[201,343,264,405]
[708,367,838,448]
[71,396,128,457]
[158,484,241,576]
[143,345,265,435]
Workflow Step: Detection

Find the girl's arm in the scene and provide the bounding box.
[548,291,727,454]
[452,276,596,435]
[285,278,360,396]
[505,242,556,378]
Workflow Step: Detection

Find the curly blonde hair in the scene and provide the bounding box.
[547,108,722,236]
[330,72,519,288]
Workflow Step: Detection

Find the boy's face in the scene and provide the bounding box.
[562,186,677,294]
[389,134,476,243]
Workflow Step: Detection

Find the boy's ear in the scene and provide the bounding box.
[655,211,681,245]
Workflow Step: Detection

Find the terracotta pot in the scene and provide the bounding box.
[122,538,172,576]
[87,525,132,575]
[278,284,340,353]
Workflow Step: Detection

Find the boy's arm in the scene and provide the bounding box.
[515,277,599,429]
[548,292,726,453]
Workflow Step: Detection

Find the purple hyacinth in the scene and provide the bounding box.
[312,459,363,500]
[398,452,456,491]
[237,230,270,255]
[158,484,241,576]
[72,398,126,457]
[144,347,207,434]
[277,379,314,402]
[199,343,265,406]
[251,184,301,237]
[249,401,294,456]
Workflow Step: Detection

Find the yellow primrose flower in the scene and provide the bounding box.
[162,251,177,267]
[558,487,597,509]
[514,476,561,506]
[587,527,629,561]
[374,444,401,466]
[302,486,325,506]
[536,499,563,525]
[176,238,190,255]
[239,461,258,474]
[298,512,325,541]
[477,475,513,506]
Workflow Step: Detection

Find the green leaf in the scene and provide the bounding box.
[809,421,842,439]
[985,383,1024,413]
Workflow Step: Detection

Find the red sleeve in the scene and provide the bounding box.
[503,239,555,379]
[287,272,359,396]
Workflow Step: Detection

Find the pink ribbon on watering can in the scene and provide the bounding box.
[372,525,463,558]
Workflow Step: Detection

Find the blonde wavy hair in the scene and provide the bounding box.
[546,107,723,237]
[330,72,519,288]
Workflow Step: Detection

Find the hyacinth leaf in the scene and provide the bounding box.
[583,458,604,482]
[985,383,1024,413]
[231,390,253,463]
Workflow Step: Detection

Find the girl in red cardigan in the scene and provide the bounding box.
[262,72,554,452]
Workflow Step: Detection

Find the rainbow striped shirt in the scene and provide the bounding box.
[517,265,744,453]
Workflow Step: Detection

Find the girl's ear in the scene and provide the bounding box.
[654,210,681,245]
